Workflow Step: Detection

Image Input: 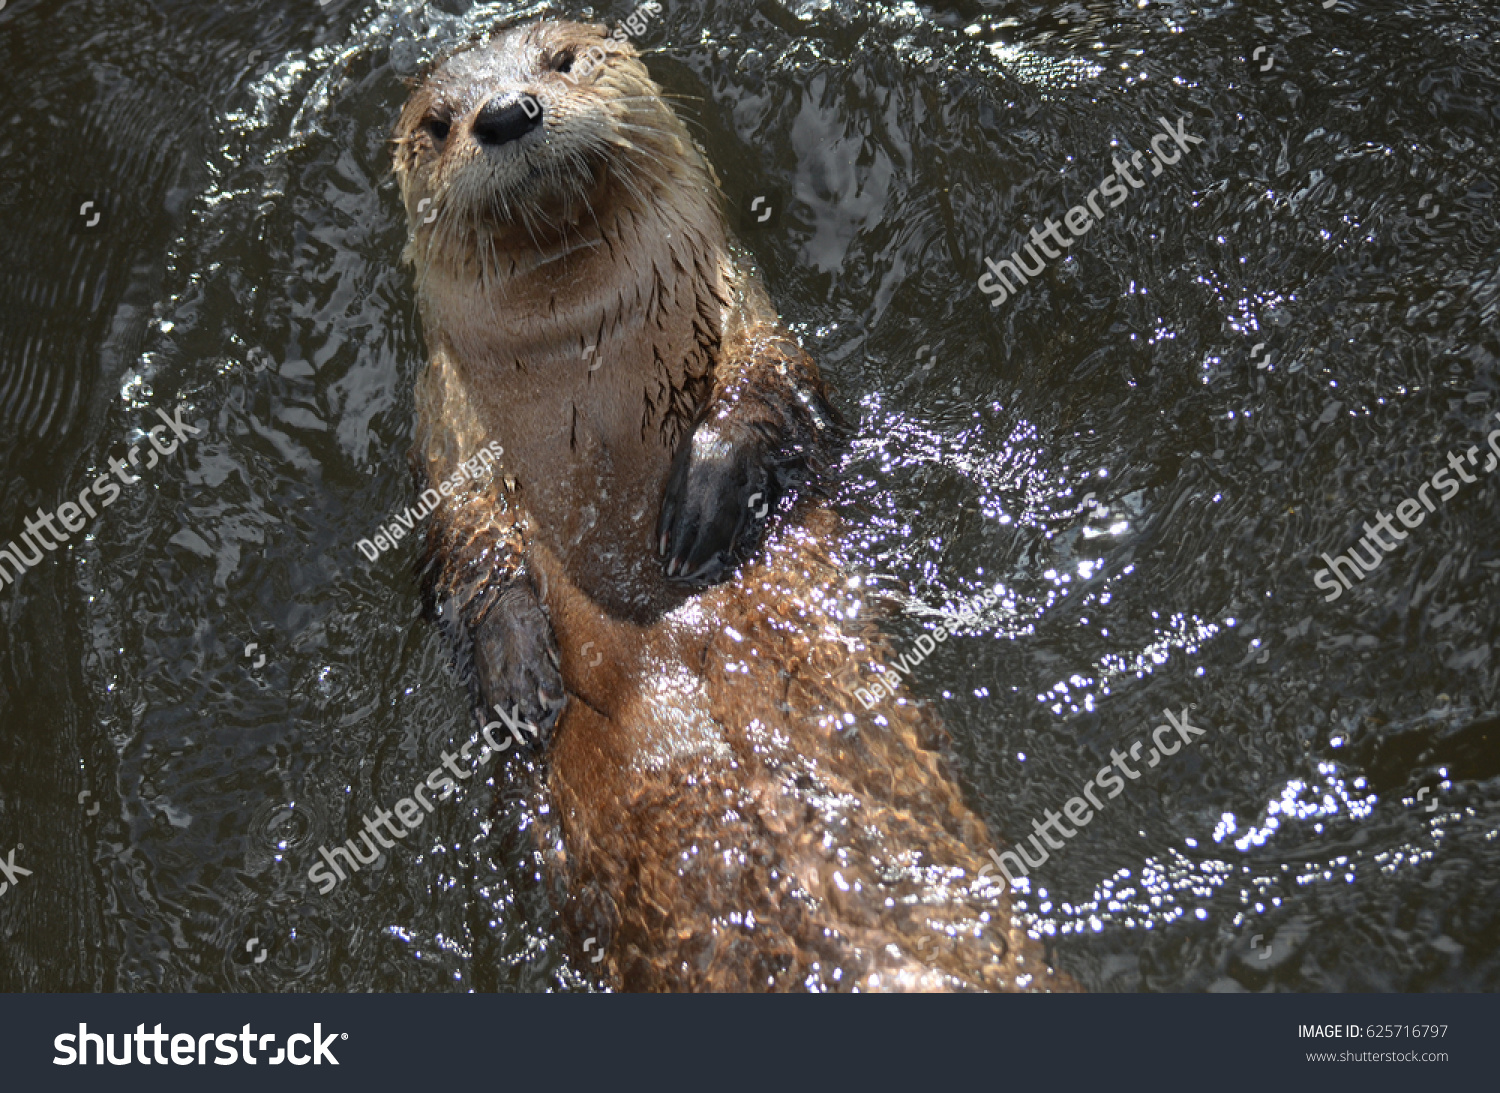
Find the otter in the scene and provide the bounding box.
[392,19,1076,992]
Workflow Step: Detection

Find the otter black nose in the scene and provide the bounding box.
[472,94,543,147]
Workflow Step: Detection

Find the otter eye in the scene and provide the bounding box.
[551,49,575,74]
[425,117,451,142]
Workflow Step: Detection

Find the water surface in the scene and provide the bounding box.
[0,0,1497,991]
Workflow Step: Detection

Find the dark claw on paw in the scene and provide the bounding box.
[471,582,566,750]
[657,421,781,585]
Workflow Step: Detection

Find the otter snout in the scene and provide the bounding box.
[472,94,543,148]
[392,21,696,272]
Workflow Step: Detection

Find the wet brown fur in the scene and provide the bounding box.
[394,19,1076,991]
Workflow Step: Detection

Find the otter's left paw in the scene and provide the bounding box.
[657,420,778,584]
[471,582,567,749]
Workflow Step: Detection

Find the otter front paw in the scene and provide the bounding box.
[657,420,779,584]
[471,583,567,749]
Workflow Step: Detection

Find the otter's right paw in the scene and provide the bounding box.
[471,583,567,750]
[657,419,779,584]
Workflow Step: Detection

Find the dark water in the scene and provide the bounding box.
[0,0,1496,992]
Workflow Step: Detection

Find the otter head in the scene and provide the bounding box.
[393,20,709,285]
